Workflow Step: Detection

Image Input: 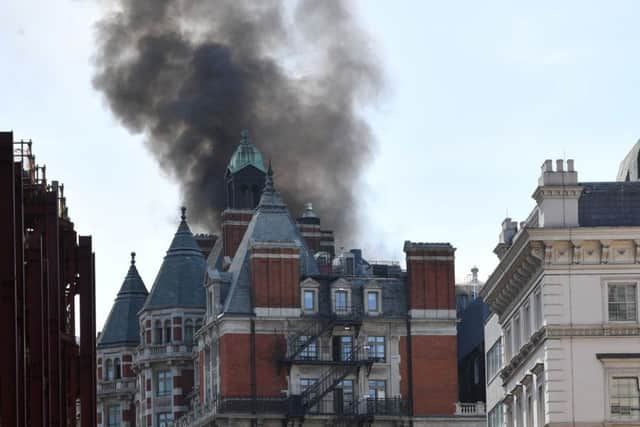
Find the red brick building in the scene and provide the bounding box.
[0,132,96,427]
[97,132,484,426]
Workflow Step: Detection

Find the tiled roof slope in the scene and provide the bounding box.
[579,181,640,227]
[222,165,319,314]
[97,254,148,348]
[141,209,207,312]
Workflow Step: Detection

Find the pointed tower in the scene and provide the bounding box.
[135,207,207,425]
[221,130,267,259]
[197,163,319,405]
[96,253,148,427]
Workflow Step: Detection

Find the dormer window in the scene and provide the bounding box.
[330,278,352,314]
[300,278,320,314]
[364,281,383,315]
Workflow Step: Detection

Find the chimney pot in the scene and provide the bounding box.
[556,159,564,172]
[542,159,553,172]
[567,159,574,172]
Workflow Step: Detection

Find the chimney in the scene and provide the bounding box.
[493,218,518,259]
[402,241,458,415]
[533,158,582,228]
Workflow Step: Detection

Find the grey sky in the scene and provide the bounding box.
[1,1,639,331]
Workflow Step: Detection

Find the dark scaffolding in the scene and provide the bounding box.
[0,131,96,427]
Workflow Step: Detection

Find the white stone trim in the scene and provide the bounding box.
[221,220,250,226]
[406,255,454,261]
[254,307,301,317]
[249,253,300,259]
[409,309,456,319]
[409,320,457,336]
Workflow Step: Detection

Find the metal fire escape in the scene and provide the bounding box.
[283,305,374,424]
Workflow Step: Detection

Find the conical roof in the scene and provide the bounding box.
[222,165,319,314]
[141,208,206,312]
[97,253,149,349]
[227,130,267,174]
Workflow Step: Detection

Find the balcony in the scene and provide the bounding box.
[136,344,194,362]
[97,379,137,396]
[454,401,486,416]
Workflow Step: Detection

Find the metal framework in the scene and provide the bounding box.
[0,132,97,427]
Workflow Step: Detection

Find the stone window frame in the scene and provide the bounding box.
[156,370,172,397]
[604,367,640,422]
[602,278,640,323]
[300,278,320,314]
[364,281,383,316]
[331,278,352,314]
[486,337,502,383]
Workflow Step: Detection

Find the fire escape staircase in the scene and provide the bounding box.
[284,306,374,419]
[283,305,363,362]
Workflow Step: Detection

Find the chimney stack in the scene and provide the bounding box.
[533,159,582,228]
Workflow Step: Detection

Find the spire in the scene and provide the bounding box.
[240,129,250,145]
[264,160,275,194]
[97,253,149,348]
[181,206,187,221]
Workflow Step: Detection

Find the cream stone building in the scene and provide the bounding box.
[482,150,640,427]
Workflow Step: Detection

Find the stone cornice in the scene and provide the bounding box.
[481,231,544,318]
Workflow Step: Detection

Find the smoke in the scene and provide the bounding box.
[93,0,382,241]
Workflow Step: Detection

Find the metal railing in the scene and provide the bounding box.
[175,395,289,427]
[454,401,486,416]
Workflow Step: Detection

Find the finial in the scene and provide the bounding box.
[263,160,275,193]
[181,206,187,221]
[131,252,136,265]
[240,129,249,144]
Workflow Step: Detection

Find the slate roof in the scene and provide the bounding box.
[579,181,640,227]
[221,166,319,314]
[141,208,207,312]
[97,253,148,349]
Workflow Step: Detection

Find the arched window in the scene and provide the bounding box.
[105,359,114,381]
[164,320,172,344]
[154,321,163,345]
[185,319,194,345]
[114,358,121,379]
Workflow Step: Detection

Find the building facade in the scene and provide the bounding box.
[0,132,97,427]
[97,132,485,427]
[482,155,640,427]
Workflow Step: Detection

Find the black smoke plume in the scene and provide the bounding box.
[93,0,382,240]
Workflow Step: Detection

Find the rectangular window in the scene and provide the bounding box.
[299,336,318,360]
[504,326,512,361]
[300,378,317,392]
[367,336,385,362]
[303,290,316,311]
[157,370,172,396]
[367,291,379,312]
[488,403,503,427]
[157,412,173,427]
[487,338,502,380]
[534,290,543,330]
[106,405,120,427]
[523,304,531,340]
[340,336,353,361]
[335,290,348,312]
[608,284,638,321]
[610,376,640,418]
[513,316,521,354]
[368,379,386,399]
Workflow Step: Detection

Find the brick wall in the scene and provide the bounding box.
[254,334,287,396]
[404,242,456,310]
[410,335,458,415]
[222,210,253,258]
[219,334,252,396]
[250,246,300,308]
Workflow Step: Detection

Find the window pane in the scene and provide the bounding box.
[304,290,315,310]
[367,336,385,361]
[299,336,318,360]
[340,336,353,361]
[609,284,637,321]
[368,380,386,399]
[367,292,379,312]
[335,291,348,311]
[610,376,640,417]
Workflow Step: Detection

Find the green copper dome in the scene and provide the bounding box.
[227,130,267,174]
